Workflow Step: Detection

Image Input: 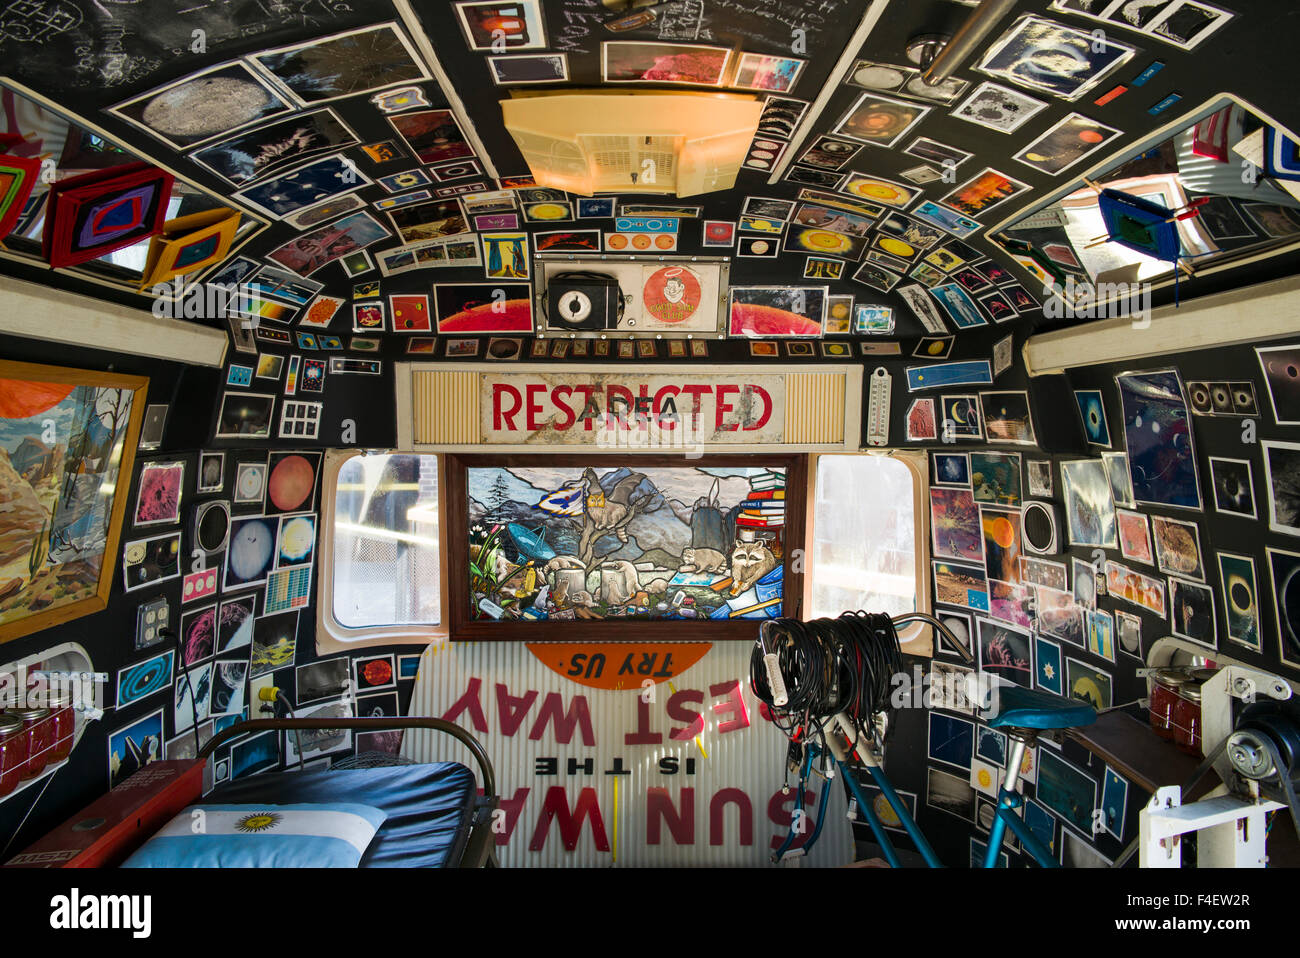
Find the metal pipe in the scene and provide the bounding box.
[891,612,976,665]
[199,716,497,798]
[920,0,1018,86]
[841,761,903,867]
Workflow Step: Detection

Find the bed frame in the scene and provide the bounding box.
[5,716,499,868]
[199,716,501,868]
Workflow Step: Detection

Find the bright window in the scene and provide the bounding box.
[809,454,921,621]
[331,453,441,629]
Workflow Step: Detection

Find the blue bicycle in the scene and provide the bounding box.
[755,612,1097,868]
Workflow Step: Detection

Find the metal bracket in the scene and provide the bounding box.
[1140,785,1283,867]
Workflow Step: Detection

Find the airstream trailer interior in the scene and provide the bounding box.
[0,0,1298,928]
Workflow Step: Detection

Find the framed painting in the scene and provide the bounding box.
[0,360,149,642]
[445,454,806,640]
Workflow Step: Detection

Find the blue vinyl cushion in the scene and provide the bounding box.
[984,685,1097,731]
[206,762,479,867]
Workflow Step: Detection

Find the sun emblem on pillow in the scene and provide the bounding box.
[236,812,282,832]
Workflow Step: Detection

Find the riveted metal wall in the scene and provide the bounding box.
[402,639,853,867]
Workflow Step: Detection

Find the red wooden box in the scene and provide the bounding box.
[5,760,203,868]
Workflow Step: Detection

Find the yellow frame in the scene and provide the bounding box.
[139,207,241,290]
[0,360,149,644]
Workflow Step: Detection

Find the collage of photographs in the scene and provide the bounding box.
[2,0,1300,906]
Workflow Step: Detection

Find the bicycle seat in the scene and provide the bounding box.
[983,685,1097,731]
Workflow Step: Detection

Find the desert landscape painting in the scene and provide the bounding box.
[0,363,145,641]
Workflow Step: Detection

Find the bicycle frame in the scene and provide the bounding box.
[831,732,1059,868]
[767,612,1061,867]
[981,737,1059,868]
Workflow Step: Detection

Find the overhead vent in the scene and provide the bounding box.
[500,91,762,198]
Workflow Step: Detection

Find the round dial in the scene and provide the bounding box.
[238,466,264,500]
[558,290,593,324]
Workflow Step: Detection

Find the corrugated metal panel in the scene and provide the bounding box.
[402,640,853,867]
[784,372,846,445]
[413,370,478,444]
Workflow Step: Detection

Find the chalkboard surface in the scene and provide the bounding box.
[548,0,860,54]
[0,0,381,96]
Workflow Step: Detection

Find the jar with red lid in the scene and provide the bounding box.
[0,715,27,798]
[10,707,52,780]
[1149,669,1188,740]
[1172,683,1203,757]
[46,690,74,764]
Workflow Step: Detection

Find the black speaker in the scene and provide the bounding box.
[1027,374,1088,454]
[547,273,620,331]
[194,500,231,554]
[1021,500,1061,555]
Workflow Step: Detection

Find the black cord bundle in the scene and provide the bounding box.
[751,612,904,756]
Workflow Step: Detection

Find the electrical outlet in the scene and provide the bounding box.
[135,597,170,651]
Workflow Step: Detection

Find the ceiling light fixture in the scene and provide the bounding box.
[501,91,762,197]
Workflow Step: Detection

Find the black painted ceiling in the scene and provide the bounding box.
[1,0,1298,347]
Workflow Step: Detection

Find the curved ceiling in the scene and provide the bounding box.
[1,0,1298,349]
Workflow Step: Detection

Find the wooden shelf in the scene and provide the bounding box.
[1067,709,1213,800]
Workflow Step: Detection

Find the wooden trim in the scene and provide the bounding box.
[0,361,148,644]
[1023,273,1300,376]
[446,452,806,642]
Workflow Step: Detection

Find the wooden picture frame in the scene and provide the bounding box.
[446,453,806,641]
[0,360,149,643]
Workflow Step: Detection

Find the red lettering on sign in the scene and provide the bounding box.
[442,677,487,733]
[606,385,633,430]
[528,691,596,745]
[710,788,753,846]
[493,385,522,431]
[551,385,576,430]
[749,384,773,431]
[653,385,680,430]
[680,384,709,421]
[525,383,546,431]
[768,788,817,850]
[484,786,531,846]
[666,688,704,741]
[575,385,597,430]
[495,682,538,737]
[530,786,609,852]
[715,384,739,432]
[710,679,750,734]
[625,696,663,745]
[646,787,695,845]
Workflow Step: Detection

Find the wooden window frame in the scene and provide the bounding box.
[444,451,807,642]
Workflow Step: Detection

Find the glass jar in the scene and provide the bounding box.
[46,690,74,764]
[1149,668,1188,740]
[1173,683,1203,757]
[0,715,27,798]
[10,707,52,781]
